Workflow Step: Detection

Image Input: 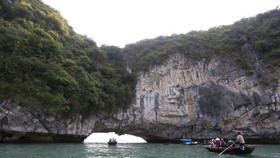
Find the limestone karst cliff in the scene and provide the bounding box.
[0,0,280,143]
[94,49,279,143]
[1,49,279,143]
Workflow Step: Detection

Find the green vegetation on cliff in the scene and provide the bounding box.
[1,0,279,117]
[123,9,280,72]
[0,0,136,116]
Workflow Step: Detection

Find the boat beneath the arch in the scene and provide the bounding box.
[203,145,262,155]
[108,139,117,145]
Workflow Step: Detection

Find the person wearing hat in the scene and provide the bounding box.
[215,138,221,147]
[236,132,245,150]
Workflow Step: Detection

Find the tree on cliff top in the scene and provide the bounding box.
[0,0,279,118]
[0,0,137,117]
[123,8,280,73]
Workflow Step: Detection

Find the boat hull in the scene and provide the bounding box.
[204,145,261,155]
[182,142,198,145]
[108,142,117,145]
[180,139,198,145]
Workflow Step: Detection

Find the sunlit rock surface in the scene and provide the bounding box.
[103,49,279,143]
[0,48,279,143]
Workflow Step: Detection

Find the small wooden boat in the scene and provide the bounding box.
[108,139,117,145]
[203,145,262,155]
[108,141,117,145]
[180,139,198,145]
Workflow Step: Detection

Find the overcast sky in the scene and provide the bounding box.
[42,0,279,47]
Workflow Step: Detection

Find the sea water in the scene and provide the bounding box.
[0,143,279,158]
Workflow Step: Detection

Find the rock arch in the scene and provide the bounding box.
[1,53,279,143]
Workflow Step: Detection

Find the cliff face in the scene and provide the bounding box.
[1,1,279,143]
[0,99,93,142]
[0,43,279,143]
[108,45,280,143]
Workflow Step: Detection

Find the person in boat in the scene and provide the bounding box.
[236,132,245,150]
[228,139,235,147]
[210,139,216,148]
[215,138,222,147]
[220,138,227,147]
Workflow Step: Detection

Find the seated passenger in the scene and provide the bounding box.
[228,139,235,147]
[210,139,215,147]
[220,138,227,147]
[215,138,221,147]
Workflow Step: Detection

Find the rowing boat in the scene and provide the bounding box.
[108,141,117,145]
[180,139,198,145]
[203,145,262,155]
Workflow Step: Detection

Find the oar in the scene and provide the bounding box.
[218,140,238,156]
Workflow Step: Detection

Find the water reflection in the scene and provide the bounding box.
[84,143,139,158]
[82,144,280,158]
[0,143,278,158]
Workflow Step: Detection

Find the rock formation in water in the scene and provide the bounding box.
[1,46,279,143]
[0,0,279,143]
[96,47,280,143]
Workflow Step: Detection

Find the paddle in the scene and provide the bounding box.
[218,140,238,156]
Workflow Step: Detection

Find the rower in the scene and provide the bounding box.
[236,132,245,150]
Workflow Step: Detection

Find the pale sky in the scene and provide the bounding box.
[42,0,279,47]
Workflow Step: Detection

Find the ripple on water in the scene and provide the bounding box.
[0,143,279,158]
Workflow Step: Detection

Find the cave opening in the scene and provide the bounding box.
[84,132,147,143]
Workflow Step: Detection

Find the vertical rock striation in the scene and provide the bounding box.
[109,47,279,143]
[0,45,279,143]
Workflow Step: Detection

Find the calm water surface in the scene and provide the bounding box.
[0,143,279,158]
